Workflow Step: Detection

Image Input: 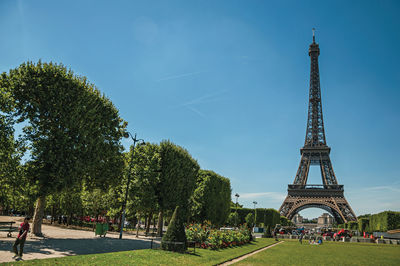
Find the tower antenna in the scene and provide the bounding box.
[312,28,316,43]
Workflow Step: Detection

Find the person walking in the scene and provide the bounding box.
[299,232,304,244]
[12,217,30,259]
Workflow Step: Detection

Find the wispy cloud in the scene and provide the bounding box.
[185,105,206,118]
[347,184,400,215]
[176,90,228,118]
[156,71,205,82]
[181,90,228,107]
[363,186,400,193]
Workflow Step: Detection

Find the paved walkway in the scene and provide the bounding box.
[0,216,160,263]
[219,241,285,265]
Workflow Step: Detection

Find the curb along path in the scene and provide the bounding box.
[218,241,285,266]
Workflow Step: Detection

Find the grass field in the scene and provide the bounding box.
[234,240,400,266]
[6,239,400,265]
[7,238,277,265]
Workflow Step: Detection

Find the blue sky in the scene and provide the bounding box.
[1,0,399,218]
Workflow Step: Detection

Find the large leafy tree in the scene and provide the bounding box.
[0,78,31,215]
[190,170,231,226]
[0,61,126,234]
[156,140,200,236]
[129,143,161,232]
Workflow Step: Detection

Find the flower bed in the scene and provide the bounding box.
[186,222,251,249]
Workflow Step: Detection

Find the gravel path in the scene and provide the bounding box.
[0,216,160,263]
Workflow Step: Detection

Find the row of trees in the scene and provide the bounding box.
[227,207,284,228]
[0,61,232,236]
[340,211,400,233]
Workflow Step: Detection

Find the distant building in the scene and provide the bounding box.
[317,213,334,227]
[292,213,303,224]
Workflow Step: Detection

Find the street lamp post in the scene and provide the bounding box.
[235,193,240,228]
[252,201,257,227]
[119,131,145,239]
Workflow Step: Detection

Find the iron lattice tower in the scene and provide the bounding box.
[279,31,357,223]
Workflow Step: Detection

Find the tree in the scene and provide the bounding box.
[190,170,231,226]
[129,143,161,233]
[280,216,293,226]
[230,201,243,208]
[0,83,28,214]
[161,206,187,252]
[263,224,272,238]
[1,61,126,235]
[156,140,199,236]
[245,213,255,228]
[227,212,238,227]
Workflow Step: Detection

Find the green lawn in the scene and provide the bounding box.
[9,238,277,265]
[234,240,400,266]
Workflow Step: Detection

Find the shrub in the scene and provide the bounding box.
[227,212,239,227]
[263,225,272,238]
[186,223,251,249]
[245,213,255,227]
[161,206,187,252]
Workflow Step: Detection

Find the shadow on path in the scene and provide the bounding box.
[0,237,160,262]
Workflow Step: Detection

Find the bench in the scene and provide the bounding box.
[0,221,17,237]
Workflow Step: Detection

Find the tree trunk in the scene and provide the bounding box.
[117,210,123,232]
[51,204,56,224]
[32,196,46,236]
[157,210,163,237]
[153,216,157,234]
[136,215,141,238]
[146,212,152,234]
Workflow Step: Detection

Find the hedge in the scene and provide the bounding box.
[369,211,400,232]
[358,218,370,233]
[230,207,280,228]
[347,221,358,231]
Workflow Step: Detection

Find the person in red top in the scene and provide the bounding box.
[12,217,30,258]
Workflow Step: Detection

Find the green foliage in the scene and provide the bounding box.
[0,83,29,214]
[230,208,280,228]
[358,218,370,233]
[190,170,231,226]
[347,221,358,231]
[162,206,187,252]
[369,211,400,232]
[1,61,126,195]
[159,140,200,218]
[227,212,239,227]
[280,216,293,226]
[245,213,255,228]
[130,143,161,215]
[358,214,371,219]
[230,201,243,208]
[263,224,272,238]
[186,223,251,249]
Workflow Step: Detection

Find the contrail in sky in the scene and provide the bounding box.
[177,90,228,118]
[156,71,204,82]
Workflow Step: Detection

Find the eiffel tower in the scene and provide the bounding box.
[279,30,357,223]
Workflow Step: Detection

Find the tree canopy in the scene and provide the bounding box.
[0,61,126,234]
[191,170,231,226]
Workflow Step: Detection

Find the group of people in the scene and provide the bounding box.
[298,233,323,245]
